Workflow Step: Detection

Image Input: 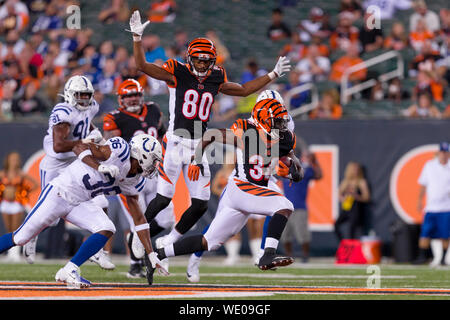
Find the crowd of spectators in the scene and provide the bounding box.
[0,0,449,122]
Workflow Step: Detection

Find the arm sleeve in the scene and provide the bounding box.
[103,113,118,131]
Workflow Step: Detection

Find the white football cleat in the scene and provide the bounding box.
[186,254,201,283]
[23,236,37,264]
[155,236,170,274]
[55,262,91,288]
[89,249,115,270]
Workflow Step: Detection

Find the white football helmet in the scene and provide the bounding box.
[64,75,95,111]
[257,89,295,132]
[130,134,162,178]
[257,89,285,106]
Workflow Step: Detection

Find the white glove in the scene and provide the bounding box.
[127,10,150,41]
[98,164,120,178]
[148,252,169,276]
[82,128,103,144]
[269,56,291,79]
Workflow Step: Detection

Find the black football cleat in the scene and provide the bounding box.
[258,252,294,271]
[143,254,156,285]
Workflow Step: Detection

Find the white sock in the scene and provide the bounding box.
[164,244,175,257]
[430,239,443,263]
[165,229,182,245]
[445,247,450,265]
[265,237,279,250]
[65,261,79,271]
[224,239,241,259]
[249,238,262,260]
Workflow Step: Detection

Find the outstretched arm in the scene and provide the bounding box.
[219,56,291,97]
[129,10,175,84]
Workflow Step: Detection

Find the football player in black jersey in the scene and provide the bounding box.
[103,79,175,278]
[153,99,303,271]
[127,11,292,265]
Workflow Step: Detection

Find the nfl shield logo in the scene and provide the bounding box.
[198,84,204,90]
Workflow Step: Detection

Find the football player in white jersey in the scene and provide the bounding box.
[23,75,114,270]
[0,134,168,287]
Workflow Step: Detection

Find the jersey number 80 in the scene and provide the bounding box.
[182,89,213,121]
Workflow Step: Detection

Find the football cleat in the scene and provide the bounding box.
[55,263,91,289]
[126,261,146,279]
[89,249,115,270]
[23,236,37,264]
[186,254,201,283]
[155,236,170,273]
[257,252,294,271]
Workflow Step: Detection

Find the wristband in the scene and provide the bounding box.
[268,71,277,80]
[135,223,149,232]
[78,149,92,161]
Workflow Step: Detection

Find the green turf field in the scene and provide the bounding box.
[0,258,449,300]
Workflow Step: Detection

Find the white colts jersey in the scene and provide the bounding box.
[43,101,100,161]
[51,137,145,205]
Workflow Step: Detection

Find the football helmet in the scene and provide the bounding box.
[63,75,95,111]
[256,89,285,106]
[187,37,217,77]
[117,78,144,113]
[130,134,162,178]
[251,99,289,140]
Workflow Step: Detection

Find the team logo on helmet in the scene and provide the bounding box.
[251,99,289,140]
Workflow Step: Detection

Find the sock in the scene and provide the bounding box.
[265,237,279,251]
[165,228,182,245]
[260,216,271,249]
[267,214,288,242]
[430,239,443,263]
[173,235,204,256]
[445,247,450,265]
[0,233,15,253]
[418,248,428,259]
[224,239,241,259]
[249,238,262,260]
[174,199,208,234]
[70,233,109,267]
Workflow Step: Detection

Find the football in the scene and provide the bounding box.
[279,156,292,167]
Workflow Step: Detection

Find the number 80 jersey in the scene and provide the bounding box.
[43,101,100,160]
[162,59,227,139]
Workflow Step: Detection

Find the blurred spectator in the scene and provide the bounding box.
[329,43,367,84]
[386,78,409,101]
[295,44,330,83]
[98,0,130,24]
[0,151,38,261]
[267,7,291,41]
[206,30,230,66]
[41,40,68,79]
[309,89,342,119]
[1,29,26,62]
[384,22,409,51]
[114,46,129,72]
[0,79,16,120]
[147,0,176,23]
[11,81,48,116]
[340,0,363,20]
[279,32,308,64]
[280,70,310,109]
[409,19,435,52]
[310,34,330,57]
[0,0,30,34]
[142,35,167,63]
[92,40,115,71]
[412,67,444,103]
[145,59,168,95]
[410,0,440,34]
[25,0,51,14]
[359,11,384,53]
[335,161,370,241]
[281,150,322,263]
[96,58,121,94]
[362,0,412,20]
[60,29,78,56]
[297,7,324,43]
[370,80,385,101]
[240,59,267,84]
[235,93,258,117]
[443,104,450,118]
[173,29,188,61]
[329,11,359,51]
[410,40,444,77]
[211,95,237,122]
[30,2,62,34]
[403,92,441,118]
[2,59,23,94]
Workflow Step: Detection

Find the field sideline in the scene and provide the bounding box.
[0,255,449,300]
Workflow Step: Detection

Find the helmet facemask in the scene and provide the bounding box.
[188,54,216,77]
[120,92,143,113]
[72,91,94,111]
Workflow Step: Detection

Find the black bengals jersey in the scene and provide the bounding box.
[103,102,166,142]
[162,59,227,139]
[230,118,296,187]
